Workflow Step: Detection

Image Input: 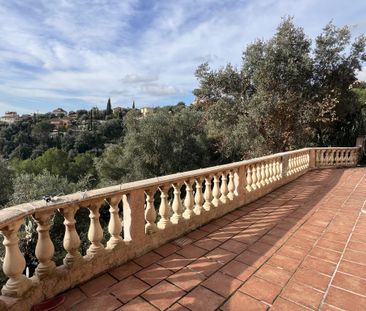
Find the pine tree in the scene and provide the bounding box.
[132,100,136,109]
[106,98,112,115]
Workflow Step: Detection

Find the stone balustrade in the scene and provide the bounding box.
[0,147,361,310]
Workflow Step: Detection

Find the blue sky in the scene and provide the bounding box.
[0,0,365,115]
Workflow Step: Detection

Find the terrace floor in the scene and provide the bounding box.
[52,167,366,311]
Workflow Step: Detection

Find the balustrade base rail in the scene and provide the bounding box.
[0,146,360,311]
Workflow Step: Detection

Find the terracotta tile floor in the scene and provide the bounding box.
[54,168,366,311]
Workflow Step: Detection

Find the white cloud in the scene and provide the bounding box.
[0,0,365,115]
[141,83,179,96]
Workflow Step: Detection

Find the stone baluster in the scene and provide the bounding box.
[319,150,325,166]
[107,196,123,247]
[220,172,229,204]
[346,150,351,165]
[256,164,262,188]
[144,189,157,234]
[278,159,282,179]
[183,180,194,219]
[203,176,213,211]
[251,165,257,190]
[87,200,104,256]
[260,163,266,186]
[1,219,32,297]
[342,150,346,165]
[33,211,56,279]
[288,157,293,175]
[268,160,274,183]
[265,162,269,184]
[61,205,81,267]
[157,185,171,229]
[171,183,183,224]
[194,178,204,214]
[228,170,235,200]
[212,174,220,207]
[246,166,253,191]
[327,151,332,165]
[275,159,279,180]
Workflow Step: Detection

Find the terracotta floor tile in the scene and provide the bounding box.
[349,240,366,252]
[292,267,331,291]
[193,237,221,251]
[301,256,337,276]
[221,291,267,311]
[325,286,366,310]
[267,253,301,272]
[79,274,118,297]
[223,213,240,221]
[309,247,342,263]
[142,280,186,310]
[281,281,323,309]
[276,245,308,260]
[321,303,343,311]
[117,297,158,311]
[343,249,366,264]
[135,263,173,286]
[176,244,207,260]
[232,233,261,245]
[179,286,225,311]
[167,267,206,291]
[235,250,268,268]
[322,232,349,243]
[109,276,150,303]
[73,294,122,311]
[338,259,366,279]
[186,229,209,240]
[220,260,255,282]
[205,247,236,264]
[62,288,86,308]
[187,257,223,277]
[247,241,277,258]
[332,272,366,296]
[212,218,232,227]
[158,253,193,272]
[239,276,282,304]
[167,303,190,311]
[202,271,242,297]
[254,264,292,287]
[207,231,234,242]
[316,238,346,252]
[200,223,221,233]
[220,239,248,254]
[271,297,309,311]
[134,252,163,268]
[285,237,314,251]
[109,261,142,280]
[154,243,181,257]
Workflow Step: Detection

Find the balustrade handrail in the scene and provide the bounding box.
[0,146,359,229]
[0,146,360,311]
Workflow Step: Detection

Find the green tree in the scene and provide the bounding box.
[0,158,14,207]
[96,108,212,184]
[311,23,366,145]
[106,98,112,117]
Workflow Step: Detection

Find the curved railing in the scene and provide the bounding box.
[0,147,360,310]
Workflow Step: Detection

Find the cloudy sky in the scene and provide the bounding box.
[0,0,365,115]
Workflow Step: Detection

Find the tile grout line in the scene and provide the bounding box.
[318,171,366,310]
[264,169,360,310]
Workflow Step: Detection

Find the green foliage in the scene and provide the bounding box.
[106,98,112,116]
[96,108,213,184]
[194,17,366,157]
[10,170,78,205]
[0,158,14,207]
